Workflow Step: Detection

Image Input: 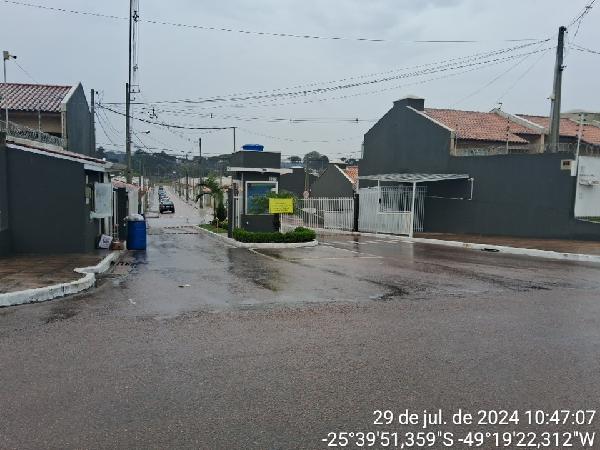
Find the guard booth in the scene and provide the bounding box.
[227,145,292,232]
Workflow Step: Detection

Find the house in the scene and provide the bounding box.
[279,166,317,197]
[359,96,600,240]
[0,131,117,256]
[0,82,95,156]
[310,161,358,198]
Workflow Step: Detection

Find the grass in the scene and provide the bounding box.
[199,223,228,234]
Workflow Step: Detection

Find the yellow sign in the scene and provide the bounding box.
[269,198,294,214]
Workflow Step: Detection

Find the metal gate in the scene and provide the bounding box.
[358,186,426,235]
[280,198,355,232]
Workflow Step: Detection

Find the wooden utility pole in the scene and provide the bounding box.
[548,26,566,151]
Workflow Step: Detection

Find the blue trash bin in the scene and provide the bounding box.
[127,220,147,250]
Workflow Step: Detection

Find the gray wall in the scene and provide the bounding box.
[229,151,280,169]
[0,133,10,255]
[310,164,354,198]
[279,167,316,196]
[360,99,600,240]
[65,84,94,156]
[6,147,96,253]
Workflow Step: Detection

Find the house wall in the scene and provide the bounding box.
[360,99,600,240]
[1,111,62,135]
[0,133,10,255]
[279,168,316,196]
[5,147,93,253]
[310,165,354,198]
[64,84,94,156]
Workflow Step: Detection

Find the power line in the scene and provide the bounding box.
[105,41,547,106]
[570,43,600,55]
[1,0,545,44]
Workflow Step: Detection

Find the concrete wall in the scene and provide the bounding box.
[64,84,94,156]
[310,164,354,198]
[0,133,10,255]
[5,147,95,253]
[360,99,600,240]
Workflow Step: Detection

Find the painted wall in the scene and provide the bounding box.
[0,133,11,255]
[5,147,96,253]
[64,84,94,156]
[229,151,280,169]
[279,167,316,196]
[310,164,354,198]
[360,99,600,240]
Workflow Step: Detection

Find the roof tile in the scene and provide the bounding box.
[0,83,73,112]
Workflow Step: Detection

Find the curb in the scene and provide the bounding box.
[197,226,319,249]
[393,236,600,263]
[0,251,123,308]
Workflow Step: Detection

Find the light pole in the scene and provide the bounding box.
[3,51,17,129]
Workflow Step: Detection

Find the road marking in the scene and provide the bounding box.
[290,256,383,261]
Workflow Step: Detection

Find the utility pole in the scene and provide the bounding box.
[90,89,95,156]
[548,26,566,151]
[125,0,134,182]
[232,126,236,152]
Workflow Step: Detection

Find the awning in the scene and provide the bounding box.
[359,173,470,183]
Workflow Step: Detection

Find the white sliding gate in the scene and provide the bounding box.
[358,186,426,235]
[281,198,355,232]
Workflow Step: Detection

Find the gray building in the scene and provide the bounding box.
[360,96,600,240]
[310,162,358,198]
[279,166,317,197]
[0,82,95,156]
[0,131,115,256]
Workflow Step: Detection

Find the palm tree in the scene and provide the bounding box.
[196,175,224,221]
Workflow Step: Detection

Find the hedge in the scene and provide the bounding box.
[233,227,316,243]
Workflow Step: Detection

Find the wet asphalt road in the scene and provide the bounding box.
[2,188,600,449]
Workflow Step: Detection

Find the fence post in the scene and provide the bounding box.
[227,188,234,238]
[353,193,359,232]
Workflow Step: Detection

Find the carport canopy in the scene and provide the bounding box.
[358,173,470,238]
[358,173,470,183]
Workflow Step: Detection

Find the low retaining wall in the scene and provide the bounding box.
[0,251,122,308]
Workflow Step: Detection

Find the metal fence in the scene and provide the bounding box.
[0,120,66,148]
[280,197,355,232]
[358,186,426,235]
[455,142,600,157]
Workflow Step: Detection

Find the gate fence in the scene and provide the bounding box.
[358,186,426,235]
[232,195,242,229]
[280,197,355,232]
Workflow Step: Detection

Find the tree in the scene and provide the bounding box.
[196,175,224,221]
[303,151,321,166]
[289,155,302,164]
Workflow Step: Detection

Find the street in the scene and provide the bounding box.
[2,189,600,449]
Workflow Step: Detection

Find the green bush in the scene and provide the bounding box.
[233,227,316,243]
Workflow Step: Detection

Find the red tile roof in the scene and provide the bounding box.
[0,83,73,112]
[517,115,600,145]
[424,108,537,144]
[344,166,359,184]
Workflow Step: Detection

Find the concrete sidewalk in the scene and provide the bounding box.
[415,233,600,256]
[0,252,112,294]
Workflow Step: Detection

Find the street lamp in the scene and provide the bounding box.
[2,50,17,128]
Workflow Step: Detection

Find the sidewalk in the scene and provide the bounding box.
[0,251,113,294]
[415,233,600,256]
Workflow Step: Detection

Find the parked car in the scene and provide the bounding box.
[159,201,175,214]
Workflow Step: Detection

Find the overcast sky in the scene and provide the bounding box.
[1,0,598,159]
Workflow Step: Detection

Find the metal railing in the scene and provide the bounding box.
[281,197,355,232]
[0,120,66,148]
[454,142,600,157]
